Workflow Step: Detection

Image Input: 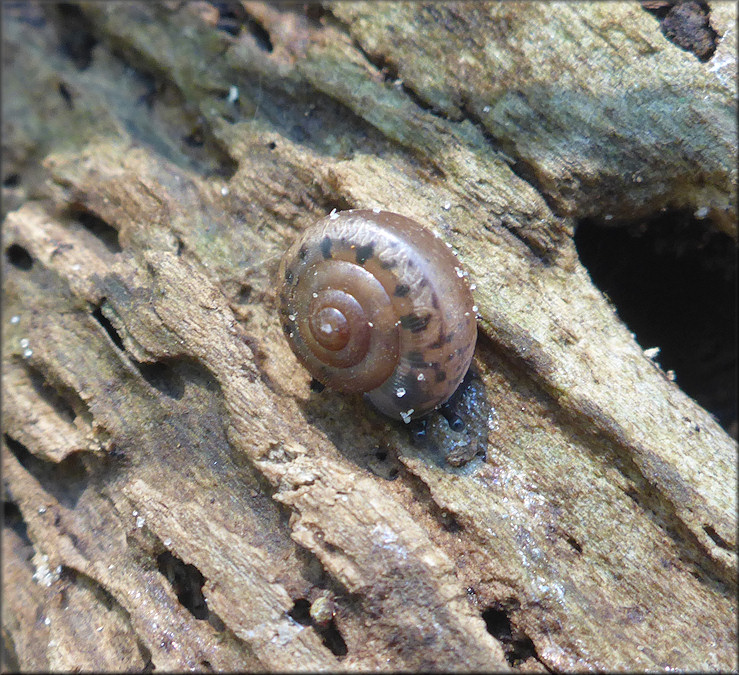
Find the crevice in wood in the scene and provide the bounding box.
[51,3,98,70]
[322,6,569,243]
[137,639,155,673]
[23,361,77,425]
[565,535,583,554]
[57,81,74,109]
[225,3,273,52]
[287,597,312,625]
[66,205,122,254]
[17,360,95,441]
[316,617,348,658]
[482,602,546,670]
[90,301,196,401]
[458,96,568,224]
[45,4,239,179]
[575,211,737,435]
[287,597,348,658]
[91,304,125,352]
[136,361,186,400]
[208,1,249,38]
[618,480,734,594]
[157,551,209,621]
[702,524,734,553]
[4,434,90,510]
[495,215,555,267]
[346,32,451,120]
[3,500,32,551]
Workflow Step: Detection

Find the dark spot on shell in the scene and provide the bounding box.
[284,268,294,283]
[444,332,455,343]
[380,259,396,269]
[355,243,374,265]
[435,371,447,382]
[419,278,427,287]
[400,313,430,333]
[283,322,294,335]
[298,245,307,260]
[431,293,439,309]
[394,283,411,297]
[320,237,332,259]
[429,337,444,349]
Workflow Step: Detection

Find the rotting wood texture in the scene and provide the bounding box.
[2,2,737,672]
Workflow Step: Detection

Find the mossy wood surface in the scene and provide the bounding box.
[2,2,736,672]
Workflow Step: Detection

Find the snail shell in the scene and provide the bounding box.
[278,210,477,422]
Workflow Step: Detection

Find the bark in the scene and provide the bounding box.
[2,2,736,672]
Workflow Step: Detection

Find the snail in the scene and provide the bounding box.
[278,209,477,424]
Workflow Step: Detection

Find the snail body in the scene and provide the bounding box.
[278,210,477,423]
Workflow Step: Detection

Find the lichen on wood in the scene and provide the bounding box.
[2,2,736,672]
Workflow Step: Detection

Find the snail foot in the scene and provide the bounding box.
[409,417,428,444]
[439,402,465,432]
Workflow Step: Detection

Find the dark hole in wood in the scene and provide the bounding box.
[137,638,154,672]
[310,378,325,393]
[183,126,206,147]
[58,81,73,108]
[92,305,125,352]
[4,500,31,549]
[703,524,732,551]
[237,283,252,304]
[482,606,538,667]
[54,3,98,69]
[566,535,583,553]
[26,363,76,424]
[243,14,273,52]
[157,551,209,620]
[317,618,348,657]
[575,212,737,435]
[304,3,326,26]
[209,0,247,36]
[137,362,185,400]
[440,513,463,533]
[73,209,122,253]
[288,598,347,655]
[4,434,89,510]
[6,244,33,270]
[288,598,312,625]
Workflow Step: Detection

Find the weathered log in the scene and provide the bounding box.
[2,2,736,671]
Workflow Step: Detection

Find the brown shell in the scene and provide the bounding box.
[278,210,477,422]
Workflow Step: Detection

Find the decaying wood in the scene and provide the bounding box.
[2,2,736,672]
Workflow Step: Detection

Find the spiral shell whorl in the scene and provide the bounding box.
[279,210,477,421]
